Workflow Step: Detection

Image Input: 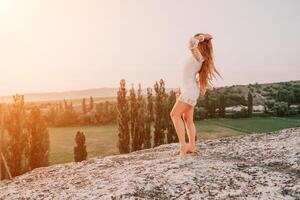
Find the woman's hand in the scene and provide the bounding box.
[204,33,213,40]
[195,33,213,41]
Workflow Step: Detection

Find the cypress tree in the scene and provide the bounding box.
[27,106,49,170]
[144,88,153,149]
[82,98,87,114]
[89,96,94,111]
[116,79,130,154]
[74,131,87,162]
[129,84,138,151]
[0,104,8,180]
[134,83,145,150]
[247,91,253,117]
[166,90,177,143]
[153,79,167,147]
[5,95,29,177]
[147,88,154,122]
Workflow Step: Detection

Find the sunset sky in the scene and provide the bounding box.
[0,0,299,95]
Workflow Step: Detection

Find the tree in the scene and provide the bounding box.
[273,101,289,117]
[89,96,94,111]
[276,88,294,106]
[74,131,87,162]
[134,83,145,151]
[166,90,177,143]
[202,90,220,118]
[60,100,78,125]
[56,99,78,126]
[0,104,11,180]
[219,94,226,118]
[144,88,153,149]
[263,100,275,112]
[116,79,130,154]
[27,106,49,170]
[147,88,154,122]
[153,79,167,147]
[247,91,253,117]
[5,95,29,177]
[46,105,58,126]
[82,98,87,114]
[129,84,138,151]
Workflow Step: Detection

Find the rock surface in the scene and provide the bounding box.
[0,128,299,200]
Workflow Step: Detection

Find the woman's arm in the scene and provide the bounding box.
[188,37,205,64]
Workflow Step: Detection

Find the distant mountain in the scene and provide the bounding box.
[0,88,118,103]
[1,80,298,103]
[0,87,177,103]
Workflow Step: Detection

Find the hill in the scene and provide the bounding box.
[214,80,300,106]
[0,87,177,103]
[0,88,119,103]
[0,80,299,104]
[0,127,299,199]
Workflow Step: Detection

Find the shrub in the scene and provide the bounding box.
[74,131,87,162]
[195,107,208,120]
[273,101,289,117]
[230,107,249,118]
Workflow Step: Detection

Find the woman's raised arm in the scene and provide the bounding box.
[188,37,205,64]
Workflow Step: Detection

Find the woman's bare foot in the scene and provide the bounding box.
[187,143,197,153]
[179,144,189,158]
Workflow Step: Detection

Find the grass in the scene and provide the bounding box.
[48,121,244,165]
[195,120,244,139]
[208,117,300,133]
[49,125,119,165]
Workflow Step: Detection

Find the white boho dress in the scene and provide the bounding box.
[177,37,205,107]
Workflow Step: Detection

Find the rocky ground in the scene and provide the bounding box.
[0,127,299,200]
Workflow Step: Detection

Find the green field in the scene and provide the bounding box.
[49,122,243,165]
[48,116,300,165]
[49,125,119,165]
[208,117,300,133]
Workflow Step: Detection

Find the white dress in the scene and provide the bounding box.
[177,37,205,107]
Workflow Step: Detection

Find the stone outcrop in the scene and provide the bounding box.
[0,127,299,199]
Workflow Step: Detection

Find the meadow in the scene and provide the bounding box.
[49,116,300,165]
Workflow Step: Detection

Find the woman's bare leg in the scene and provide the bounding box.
[170,100,191,158]
[183,106,197,153]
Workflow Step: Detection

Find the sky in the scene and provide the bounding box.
[0,0,299,95]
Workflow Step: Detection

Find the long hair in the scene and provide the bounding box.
[194,33,223,96]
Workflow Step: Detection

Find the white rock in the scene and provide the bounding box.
[0,127,299,199]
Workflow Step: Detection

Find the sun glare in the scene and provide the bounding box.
[0,0,13,17]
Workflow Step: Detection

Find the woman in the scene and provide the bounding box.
[170,33,222,158]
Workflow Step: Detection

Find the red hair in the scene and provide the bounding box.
[194,33,222,96]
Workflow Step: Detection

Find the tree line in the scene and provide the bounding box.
[36,81,300,128]
[44,97,117,127]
